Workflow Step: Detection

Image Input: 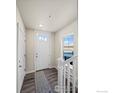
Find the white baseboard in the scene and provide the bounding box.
[54,66,58,70]
[49,65,58,70]
[26,70,35,74]
[26,66,58,74]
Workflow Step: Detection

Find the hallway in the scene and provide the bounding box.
[16,0,78,93]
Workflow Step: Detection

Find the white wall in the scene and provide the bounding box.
[16,8,25,31]
[25,20,77,73]
[50,32,55,67]
[54,20,78,67]
[26,29,55,73]
[26,29,35,73]
[16,7,26,93]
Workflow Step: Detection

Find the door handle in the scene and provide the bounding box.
[19,65,22,68]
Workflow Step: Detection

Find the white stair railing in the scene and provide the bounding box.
[58,56,78,93]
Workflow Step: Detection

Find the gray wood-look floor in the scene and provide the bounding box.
[21,73,36,93]
[21,68,58,93]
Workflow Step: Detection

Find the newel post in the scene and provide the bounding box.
[57,58,63,93]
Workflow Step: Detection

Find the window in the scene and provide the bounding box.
[63,34,74,60]
[38,35,47,41]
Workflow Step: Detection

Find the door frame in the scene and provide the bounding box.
[16,22,19,93]
[17,22,26,93]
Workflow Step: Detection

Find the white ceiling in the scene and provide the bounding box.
[17,0,77,32]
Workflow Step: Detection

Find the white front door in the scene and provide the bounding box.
[34,31,50,71]
[17,23,25,93]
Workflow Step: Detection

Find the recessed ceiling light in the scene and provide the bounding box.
[39,24,43,27]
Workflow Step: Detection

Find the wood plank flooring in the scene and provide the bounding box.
[21,68,58,93]
[21,73,36,93]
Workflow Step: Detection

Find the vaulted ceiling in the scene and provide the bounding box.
[17,0,77,32]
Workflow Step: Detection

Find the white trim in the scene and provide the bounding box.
[49,65,58,70]
[26,70,35,74]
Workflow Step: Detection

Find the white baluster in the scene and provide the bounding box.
[76,57,78,89]
[67,62,70,93]
[58,59,60,93]
[58,58,63,93]
[63,65,66,93]
[73,59,76,93]
[58,56,78,93]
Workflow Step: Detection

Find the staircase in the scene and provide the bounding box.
[58,56,78,93]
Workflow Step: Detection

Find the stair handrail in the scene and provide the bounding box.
[57,55,78,93]
[62,55,78,65]
[57,55,78,67]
